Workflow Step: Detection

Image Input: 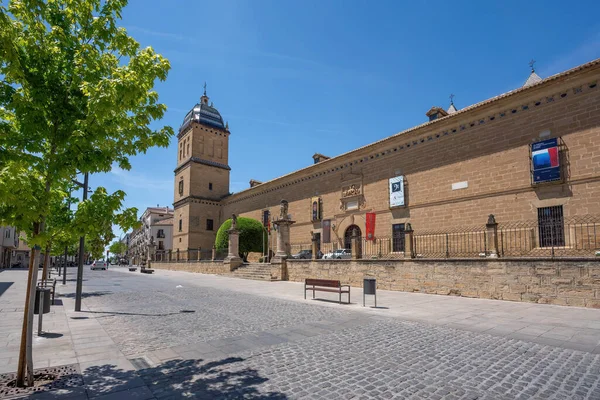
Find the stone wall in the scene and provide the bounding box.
[152,260,230,275]
[287,258,600,308]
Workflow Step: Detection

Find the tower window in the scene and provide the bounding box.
[179,180,184,195]
[178,219,182,232]
[206,219,214,231]
[209,182,213,191]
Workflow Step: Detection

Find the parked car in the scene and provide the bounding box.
[292,249,312,259]
[91,260,108,270]
[322,249,352,259]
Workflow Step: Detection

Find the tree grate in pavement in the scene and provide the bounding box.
[129,357,152,370]
[0,364,82,399]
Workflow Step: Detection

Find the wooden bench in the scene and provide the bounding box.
[129,267,137,272]
[140,268,154,274]
[37,279,57,305]
[304,278,350,304]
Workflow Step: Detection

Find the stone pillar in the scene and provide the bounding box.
[273,220,295,262]
[351,229,361,260]
[197,246,201,262]
[486,214,499,258]
[176,249,180,262]
[168,250,172,262]
[223,227,243,270]
[212,245,216,261]
[404,223,415,259]
[311,233,319,260]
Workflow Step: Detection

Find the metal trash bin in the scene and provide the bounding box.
[34,288,51,314]
[363,278,377,307]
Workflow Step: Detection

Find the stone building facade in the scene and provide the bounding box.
[129,206,174,265]
[173,59,600,255]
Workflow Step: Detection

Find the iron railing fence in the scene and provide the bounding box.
[154,248,227,262]
[413,226,488,258]
[499,215,600,258]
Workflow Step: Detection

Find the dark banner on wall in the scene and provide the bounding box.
[366,213,376,240]
[311,197,321,221]
[531,138,561,184]
[322,220,331,243]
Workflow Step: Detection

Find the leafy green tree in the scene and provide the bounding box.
[0,0,171,386]
[215,217,267,262]
[108,240,127,258]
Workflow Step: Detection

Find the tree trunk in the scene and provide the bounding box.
[25,247,41,386]
[15,222,40,387]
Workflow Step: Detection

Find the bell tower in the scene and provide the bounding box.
[173,85,231,252]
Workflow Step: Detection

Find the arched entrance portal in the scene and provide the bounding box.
[344,225,362,250]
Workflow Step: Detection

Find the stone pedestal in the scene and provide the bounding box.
[404,223,415,259]
[351,231,362,260]
[223,228,243,270]
[486,215,499,258]
[272,219,295,263]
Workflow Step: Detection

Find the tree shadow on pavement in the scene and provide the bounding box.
[59,291,111,299]
[79,357,287,399]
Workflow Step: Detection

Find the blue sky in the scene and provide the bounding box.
[98,0,600,238]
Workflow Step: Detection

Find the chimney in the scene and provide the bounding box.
[425,106,448,122]
[249,179,263,188]
[312,153,330,164]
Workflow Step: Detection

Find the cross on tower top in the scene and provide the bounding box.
[449,93,455,105]
[203,82,207,96]
[529,59,536,73]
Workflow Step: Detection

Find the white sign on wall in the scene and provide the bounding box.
[389,176,405,207]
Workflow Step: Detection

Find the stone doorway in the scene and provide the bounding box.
[344,225,361,251]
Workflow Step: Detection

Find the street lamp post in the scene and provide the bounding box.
[74,173,89,312]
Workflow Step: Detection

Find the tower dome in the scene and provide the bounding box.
[179,85,226,132]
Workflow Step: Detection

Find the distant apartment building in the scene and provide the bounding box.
[0,226,19,268]
[128,206,174,265]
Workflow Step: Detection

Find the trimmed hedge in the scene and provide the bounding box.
[215,217,267,261]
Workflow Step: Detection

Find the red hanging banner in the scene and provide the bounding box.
[365,213,376,240]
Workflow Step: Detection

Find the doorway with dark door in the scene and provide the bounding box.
[344,225,362,251]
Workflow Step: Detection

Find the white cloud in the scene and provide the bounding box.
[111,167,172,190]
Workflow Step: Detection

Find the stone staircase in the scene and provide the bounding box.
[230,263,277,281]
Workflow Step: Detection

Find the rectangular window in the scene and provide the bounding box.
[157,229,165,238]
[392,223,405,252]
[537,206,565,247]
[262,210,270,227]
[206,219,214,231]
[158,241,164,250]
[209,182,213,191]
[322,220,331,243]
[178,219,182,232]
[178,180,184,195]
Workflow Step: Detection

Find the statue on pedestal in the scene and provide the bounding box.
[231,214,237,229]
[279,200,289,220]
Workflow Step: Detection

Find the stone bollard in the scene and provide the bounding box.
[351,230,362,260]
[198,246,201,262]
[311,233,319,260]
[212,245,216,261]
[404,223,415,258]
[486,214,499,258]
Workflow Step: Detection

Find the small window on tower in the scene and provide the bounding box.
[206,219,214,231]
[187,143,190,155]
[209,182,213,191]
[179,180,184,195]
[178,219,182,232]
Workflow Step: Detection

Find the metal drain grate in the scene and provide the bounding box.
[129,357,151,370]
[0,364,83,399]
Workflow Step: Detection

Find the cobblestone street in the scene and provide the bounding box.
[72,268,600,399]
[2,267,600,399]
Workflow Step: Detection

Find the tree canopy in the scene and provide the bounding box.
[0,0,171,386]
[215,217,267,262]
